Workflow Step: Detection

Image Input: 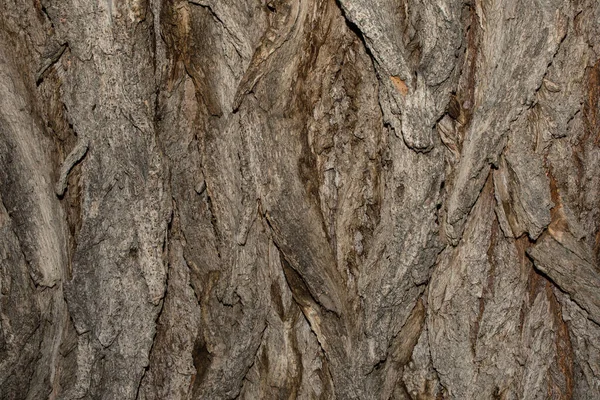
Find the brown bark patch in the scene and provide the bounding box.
[390,76,409,95]
[584,59,600,146]
[547,284,574,399]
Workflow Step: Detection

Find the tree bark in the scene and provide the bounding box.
[1,0,599,399]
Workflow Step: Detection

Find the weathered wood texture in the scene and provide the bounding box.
[1,0,599,399]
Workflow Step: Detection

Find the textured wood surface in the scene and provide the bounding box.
[1,0,599,398]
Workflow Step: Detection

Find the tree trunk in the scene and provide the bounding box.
[1,0,599,398]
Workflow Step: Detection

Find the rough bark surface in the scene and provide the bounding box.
[1,0,599,399]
